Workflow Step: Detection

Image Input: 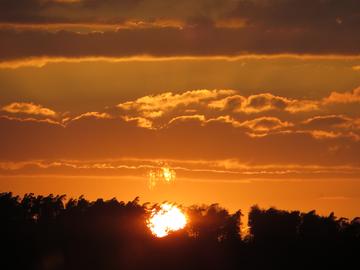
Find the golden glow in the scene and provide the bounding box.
[148,165,176,189]
[147,203,187,237]
[162,167,175,182]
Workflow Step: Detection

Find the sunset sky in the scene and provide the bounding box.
[1,0,360,218]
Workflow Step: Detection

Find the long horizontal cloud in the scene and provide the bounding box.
[1,24,360,63]
[115,88,359,128]
[1,0,360,62]
[1,158,360,179]
[1,0,359,29]
[1,112,359,169]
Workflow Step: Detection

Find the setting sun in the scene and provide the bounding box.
[147,203,187,237]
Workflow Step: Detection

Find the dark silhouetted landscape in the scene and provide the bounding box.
[1,192,359,270]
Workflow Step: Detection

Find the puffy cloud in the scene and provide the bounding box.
[243,93,290,113]
[121,116,154,129]
[167,114,292,135]
[304,129,360,141]
[1,102,57,116]
[323,87,360,104]
[239,116,293,132]
[208,95,246,111]
[308,130,343,140]
[300,115,360,141]
[1,87,360,167]
[209,93,319,114]
[117,89,234,118]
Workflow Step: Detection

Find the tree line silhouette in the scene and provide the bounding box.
[1,192,359,270]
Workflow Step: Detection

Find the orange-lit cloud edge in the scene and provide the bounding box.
[1,54,360,69]
[1,87,360,179]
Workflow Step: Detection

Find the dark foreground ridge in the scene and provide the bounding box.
[1,192,359,270]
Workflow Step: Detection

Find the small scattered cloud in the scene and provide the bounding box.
[168,115,206,126]
[1,102,56,117]
[308,130,342,140]
[121,116,154,129]
[323,87,360,104]
[71,111,112,121]
[239,117,293,132]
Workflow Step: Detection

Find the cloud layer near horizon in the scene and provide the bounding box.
[1,87,360,179]
[1,1,360,181]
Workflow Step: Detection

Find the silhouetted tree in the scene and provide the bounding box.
[0,192,359,270]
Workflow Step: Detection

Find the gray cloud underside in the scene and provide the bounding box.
[1,0,360,60]
[1,26,360,62]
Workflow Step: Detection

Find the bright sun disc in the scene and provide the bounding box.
[147,203,187,237]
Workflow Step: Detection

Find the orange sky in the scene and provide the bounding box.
[1,0,360,219]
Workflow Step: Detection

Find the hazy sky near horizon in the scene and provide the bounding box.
[1,0,360,218]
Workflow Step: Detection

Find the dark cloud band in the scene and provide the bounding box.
[1,25,360,62]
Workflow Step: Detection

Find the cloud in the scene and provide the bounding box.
[229,0,360,28]
[0,115,63,126]
[300,115,360,141]
[1,1,360,62]
[0,0,237,24]
[1,0,360,32]
[302,115,354,130]
[1,102,57,116]
[323,87,360,104]
[121,116,154,129]
[1,109,360,167]
[307,130,343,140]
[209,93,319,114]
[2,158,360,179]
[209,95,246,111]
[1,87,360,167]
[167,114,292,136]
[239,116,293,133]
[1,25,360,64]
[118,89,234,119]
[0,54,359,69]
[71,111,111,121]
[168,115,206,126]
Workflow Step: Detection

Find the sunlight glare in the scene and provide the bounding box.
[148,164,176,189]
[147,203,187,237]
